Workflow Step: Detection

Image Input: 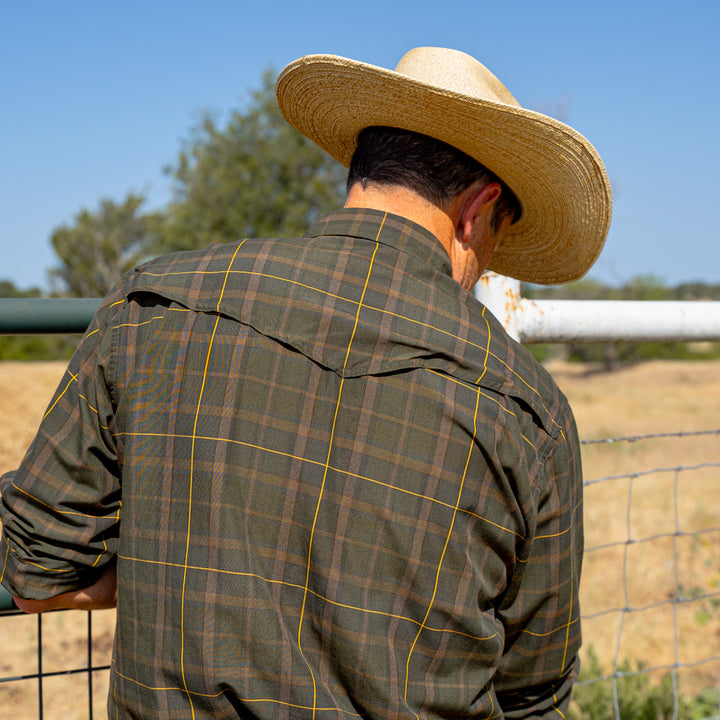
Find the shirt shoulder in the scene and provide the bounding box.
[121,224,570,442]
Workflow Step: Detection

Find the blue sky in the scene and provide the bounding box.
[2,0,718,291]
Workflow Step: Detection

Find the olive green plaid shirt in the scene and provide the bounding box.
[1,209,583,719]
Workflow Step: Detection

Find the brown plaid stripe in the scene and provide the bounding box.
[1,209,582,719]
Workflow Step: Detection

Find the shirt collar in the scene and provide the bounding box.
[304,208,454,279]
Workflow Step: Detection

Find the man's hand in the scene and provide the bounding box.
[13,560,117,614]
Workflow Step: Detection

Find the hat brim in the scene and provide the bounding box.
[276,54,612,285]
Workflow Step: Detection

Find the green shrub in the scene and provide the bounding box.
[567,648,719,720]
[0,334,77,361]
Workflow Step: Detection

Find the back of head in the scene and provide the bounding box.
[347,127,520,232]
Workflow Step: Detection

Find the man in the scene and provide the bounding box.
[1,47,612,718]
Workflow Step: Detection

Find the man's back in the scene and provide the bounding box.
[12,209,578,718]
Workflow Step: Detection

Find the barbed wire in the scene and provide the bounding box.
[584,461,720,487]
[581,428,720,445]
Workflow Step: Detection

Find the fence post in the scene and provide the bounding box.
[474,272,522,340]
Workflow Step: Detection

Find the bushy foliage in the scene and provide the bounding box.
[157,69,346,254]
[567,649,719,720]
[48,193,157,298]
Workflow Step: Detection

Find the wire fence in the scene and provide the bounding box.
[571,430,720,720]
[2,428,719,719]
[0,607,112,720]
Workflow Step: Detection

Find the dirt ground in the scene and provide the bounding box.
[1,359,719,717]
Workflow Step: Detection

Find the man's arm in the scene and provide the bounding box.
[0,287,124,606]
[13,560,117,614]
[493,397,585,718]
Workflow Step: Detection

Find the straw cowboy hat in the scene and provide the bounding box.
[275,47,612,285]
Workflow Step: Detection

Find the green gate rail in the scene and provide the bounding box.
[0,298,101,334]
[0,584,16,613]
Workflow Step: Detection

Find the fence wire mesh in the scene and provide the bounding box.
[0,607,113,719]
[571,429,720,720]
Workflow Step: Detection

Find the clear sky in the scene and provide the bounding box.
[2,0,718,291]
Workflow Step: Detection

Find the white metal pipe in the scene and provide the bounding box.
[475,272,720,344]
[516,299,720,343]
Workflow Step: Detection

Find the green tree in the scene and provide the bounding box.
[0,280,42,298]
[673,281,720,301]
[159,69,346,253]
[522,277,617,301]
[621,274,669,301]
[49,192,156,298]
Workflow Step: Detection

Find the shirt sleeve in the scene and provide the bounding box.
[493,402,584,719]
[0,291,124,601]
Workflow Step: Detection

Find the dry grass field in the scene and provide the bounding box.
[1,359,719,718]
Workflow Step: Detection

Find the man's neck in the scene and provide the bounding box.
[344,183,456,253]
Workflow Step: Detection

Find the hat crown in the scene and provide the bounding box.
[394,47,520,108]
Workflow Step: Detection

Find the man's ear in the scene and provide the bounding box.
[459,182,502,243]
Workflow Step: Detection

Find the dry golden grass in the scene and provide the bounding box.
[1,359,719,716]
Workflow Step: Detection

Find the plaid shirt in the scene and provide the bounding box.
[1,209,583,719]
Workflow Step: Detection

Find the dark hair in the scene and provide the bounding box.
[347,126,521,232]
